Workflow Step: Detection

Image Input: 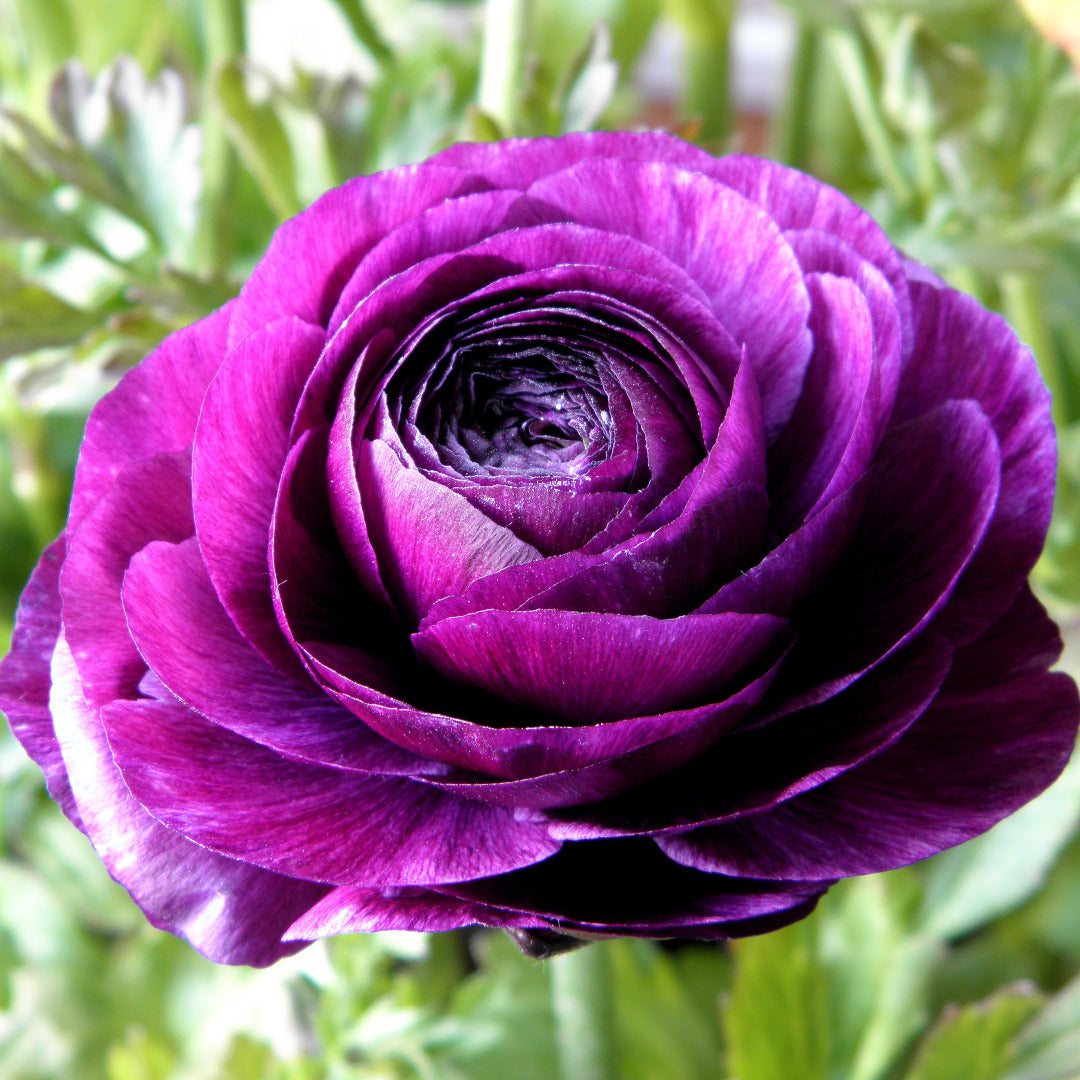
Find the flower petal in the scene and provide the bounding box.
[49,634,328,966]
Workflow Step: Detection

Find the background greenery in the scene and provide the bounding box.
[2,0,1080,1076]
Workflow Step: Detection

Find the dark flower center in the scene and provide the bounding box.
[386,310,626,481]
[437,343,612,475]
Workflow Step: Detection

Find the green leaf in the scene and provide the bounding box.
[0,267,103,360]
[1008,975,1080,1080]
[820,874,940,1080]
[724,919,830,1080]
[326,0,394,64]
[105,1029,175,1080]
[0,141,112,257]
[211,60,303,221]
[902,988,1044,1080]
[559,22,620,133]
[612,941,728,1080]
[48,58,202,262]
[918,744,1080,941]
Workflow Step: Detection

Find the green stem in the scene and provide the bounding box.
[826,27,913,205]
[192,0,245,273]
[770,20,816,167]
[551,943,617,1080]
[0,391,65,549]
[669,0,734,143]
[1002,272,1067,427]
[477,0,531,135]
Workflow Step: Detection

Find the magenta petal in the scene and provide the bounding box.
[413,609,788,723]
[546,635,952,839]
[660,668,1078,881]
[49,634,328,966]
[103,692,560,886]
[526,159,811,437]
[895,282,1056,643]
[60,451,195,708]
[324,188,527,338]
[122,538,435,776]
[193,317,325,674]
[69,303,231,536]
[0,535,79,822]
[706,154,914,356]
[228,162,480,344]
[284,885,547,938]
[349,438,542,626]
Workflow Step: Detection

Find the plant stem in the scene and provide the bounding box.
[477,0,531,135]
[770,20,817,167]
[551,943,617,1080]
[827,26,913,205]
[192,0,245,273]
[1002,272,1066,427]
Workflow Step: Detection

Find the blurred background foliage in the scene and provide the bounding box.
[2,0,1080,1077]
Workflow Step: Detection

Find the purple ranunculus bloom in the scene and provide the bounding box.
[2,132,1077,965]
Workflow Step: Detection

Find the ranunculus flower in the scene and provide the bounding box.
[1,132,1076,965]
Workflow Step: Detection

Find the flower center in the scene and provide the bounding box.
[388,320,619,479]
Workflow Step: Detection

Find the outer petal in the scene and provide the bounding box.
[193,317,325,675]
[660,665,1077,881]
[69,303,232,536]
[284,886,550,938]
[0,535,79,822]
[122,538,438,776]
[894,282,1056,643]
[438,839,828,936]
[50,634,327,967]
[103,691,560,887]
[60,451,195,708]
[228,163,482,344]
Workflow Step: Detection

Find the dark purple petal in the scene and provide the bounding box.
[49,634,328,966]
[193,317,324,674]
[419,651,785,810]
[767,273,879,529]
[0,535,79,822]
[894,282,1056,643]
[68,303,232,536]
[438,839,828,935]
[769,399,999,707]
[122,537,438,775]
[546,635,952,839]
[659,668,1077,880]
[103,691,560,887]
[413,608,788,724]
[60,450,194,708]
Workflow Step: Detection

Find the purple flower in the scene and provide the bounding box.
[2,132,1076,965]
